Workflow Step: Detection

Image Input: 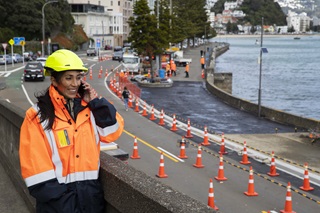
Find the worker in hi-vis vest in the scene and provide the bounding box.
[185,62,190,78]
[19,49,124,213]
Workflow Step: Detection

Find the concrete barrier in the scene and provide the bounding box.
[0,100,215,213]
[205,43,320,131]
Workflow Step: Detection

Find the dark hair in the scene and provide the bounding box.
[35,71,65,130]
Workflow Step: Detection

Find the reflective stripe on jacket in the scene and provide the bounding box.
[20,85,124,187]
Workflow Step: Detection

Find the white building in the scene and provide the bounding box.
[286,10,311,33]
[68,0,134,48]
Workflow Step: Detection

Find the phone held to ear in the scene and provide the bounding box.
[78,82,86,98]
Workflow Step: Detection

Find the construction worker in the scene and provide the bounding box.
[185,62,189,78]
[200,55,205,69]
[19,49,124,213]
[166,61,171,77]
[171,60,177,76]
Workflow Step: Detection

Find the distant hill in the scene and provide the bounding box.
[212,0,287,25]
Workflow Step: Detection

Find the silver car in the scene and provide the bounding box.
[10,53,23,63]
[0,55,12,65]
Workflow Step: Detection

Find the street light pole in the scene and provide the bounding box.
[42,0,57,57]
[258,17,264,117]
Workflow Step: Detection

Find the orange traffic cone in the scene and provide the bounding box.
[215,154,227,181]
[193,145,204,168]
[158,109,165,126]
[141,102,148,116]
[240,141,251,164]
[219,132,228,155]
[244,166,258,196]
[170,114,178,131]
[149,104,156,121]
[134,99,140,112]
[299,163,314,191]
[267,151,279,176]
[185,119,193,138]
[178,136,188,159]
[201,125,210,146]
[201,69,205,79]
[83,74,87,81]
[280,182,296,213]
[130,136,141,159]
[207,179,219,210]
[98,66,102,78]
[89,68,93,80]
[117,88,122,98]
[128,95,133,108]
[105,68,108,77]
[156,152,168,178]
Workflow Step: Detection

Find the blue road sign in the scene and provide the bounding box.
[96,39,101,48]
[13,37,25,46]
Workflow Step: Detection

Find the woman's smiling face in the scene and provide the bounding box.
[51,71,83,99]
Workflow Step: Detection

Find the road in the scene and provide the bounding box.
[0,48,319,212]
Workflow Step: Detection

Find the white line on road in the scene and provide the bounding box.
[21,84,34,106]
[5,99,10,103]
[157,147,184,162]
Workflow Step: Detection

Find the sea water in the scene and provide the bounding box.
[210,35,320,120]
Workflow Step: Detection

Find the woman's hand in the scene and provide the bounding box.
[81,80,98,102]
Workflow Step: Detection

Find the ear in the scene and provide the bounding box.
[51,76,58,87]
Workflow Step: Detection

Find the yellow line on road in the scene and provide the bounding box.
[124,129,179,163]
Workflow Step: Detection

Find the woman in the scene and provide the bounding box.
[19,49,124,213]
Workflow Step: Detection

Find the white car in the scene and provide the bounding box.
[36,57,47,67]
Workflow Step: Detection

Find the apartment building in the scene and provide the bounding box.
[286,10,310,32]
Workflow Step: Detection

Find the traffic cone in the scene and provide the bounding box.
[105,68,108,77]
[244,166,258,196]
[219,132,228,155]
[117,88,122,98]
[280,182,296,213]
[299,163,314,191]
[158,109,165,126]
[193,145,204,168]
[149,104,156,121]
[170,114,178,131]
[98,66,102,78]
[201,69,205,79]
[267,151,279,176]
[185,119,193,138]
[178,136,188,159]
[141,102,148,116]
[83,74,87,81]
[89,68,93,80]
[201,125,210,146]
[215,154,227,181]
[128,95,133,108]
[134,99,140,112]
[130,136,141,159]
[156,152,168,178]
[207,179,219,210]
[240,141,251,164]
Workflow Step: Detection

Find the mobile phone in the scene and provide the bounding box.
[78,82,86,98]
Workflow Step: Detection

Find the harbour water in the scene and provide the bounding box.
[210,35,320,121]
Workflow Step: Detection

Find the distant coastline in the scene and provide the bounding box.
[215,33,318,38]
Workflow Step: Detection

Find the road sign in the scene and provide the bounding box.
[13,37,25,46]
[20,41,26,46]
[9,39,14,46]
[2,43,7,49]
[96,39,101,48]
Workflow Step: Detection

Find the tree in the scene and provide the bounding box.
[127,0,166,78]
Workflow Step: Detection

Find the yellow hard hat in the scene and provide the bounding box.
[44,49,88,76]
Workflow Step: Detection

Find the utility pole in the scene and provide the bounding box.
[156,0,160,72]
[258,17,264,117]
[42,0,58,57]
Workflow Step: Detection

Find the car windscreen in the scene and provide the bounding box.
[26,63,42,69]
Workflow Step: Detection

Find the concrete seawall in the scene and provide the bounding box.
[0,100,215,213]
[206,44,320,131]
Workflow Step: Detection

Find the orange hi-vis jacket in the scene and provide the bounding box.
[200,57,205,65]
[166,63,171,71]
[20,85,124,188]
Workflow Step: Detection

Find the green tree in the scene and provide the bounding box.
[128,0,166,77]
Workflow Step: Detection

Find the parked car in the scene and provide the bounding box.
[0,55,12,65]
[24,62,45,81]
[112,51,123,61]
[114,46,122,52]
[36,57,47,67]
[86,48,97,56]
[104,45,112,50]
[10,53,23,63]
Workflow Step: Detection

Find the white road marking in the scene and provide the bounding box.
[157,147,184,162]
